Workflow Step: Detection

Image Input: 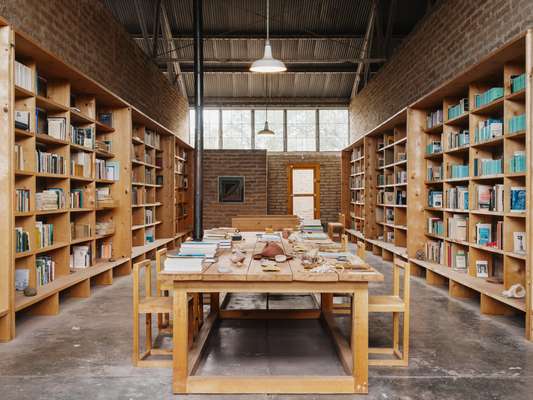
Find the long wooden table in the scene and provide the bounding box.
[159,233,383,394]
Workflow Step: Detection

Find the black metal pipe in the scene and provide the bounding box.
[193,0,204,241]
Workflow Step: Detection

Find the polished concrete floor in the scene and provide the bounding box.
[0,253,532,399]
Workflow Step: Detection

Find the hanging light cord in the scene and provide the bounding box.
[266,0,270,43]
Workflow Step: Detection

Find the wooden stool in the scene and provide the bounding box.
[133,259,173,367]
[327,213,345,242]
[369,256,410,366]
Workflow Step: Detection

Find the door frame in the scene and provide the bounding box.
[287,163,320,219]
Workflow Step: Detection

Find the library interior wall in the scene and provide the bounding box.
[203,150,268,229]
[267,152,341,224]
[349,0,533,140]
[0,0,189,138]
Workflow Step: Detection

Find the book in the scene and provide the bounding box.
[36,255,55,286]
[448,215,468,241]
[15,269,30,291]
[428,190,443,208]
[164,256,204,272]
[509,151,526,173]
[476,223,492,246]
[446,186,468,210]
[475,260,489,278]
[14,143,24,170]
[71,245,91,268]
[47,117,67,140]
[476,184,503,211]
[513,232,526,254]
[15,110,30,131]
[35,221,54,248]
[510,187,526,212]
[474,87,504,108]
[15,60,32,91]
[15,227,30,253]
[453,250,468,272]
[36,188,66,211]
[16,189,30,212]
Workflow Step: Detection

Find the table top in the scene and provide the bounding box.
[159,232,384,284]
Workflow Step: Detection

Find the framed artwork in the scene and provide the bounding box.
[218,176,245,203]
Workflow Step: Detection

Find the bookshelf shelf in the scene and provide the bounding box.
[14,84,34,98]
[35,95,68,112]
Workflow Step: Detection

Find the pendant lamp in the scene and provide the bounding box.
[258,76,275,135]
[250,0,286,73]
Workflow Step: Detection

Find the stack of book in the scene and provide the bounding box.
[508,114,526,134]
[473,157,502,176]
[35,221,54,248]
[474,119,503,142]
[47,117,67,140]
[301,219,323,233]
[474,87,504,108]
[476,184,504,211]
[15,227,30,253]
[446,186,469,210]
[36,255,55,286]
[36,188,66,211]
[71,245,91,268]
[165,241,220,272]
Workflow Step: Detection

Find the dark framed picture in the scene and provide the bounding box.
[218,176,245,203]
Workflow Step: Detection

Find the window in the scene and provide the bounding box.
[319,109,349,151]
[222,110,252,149]
[287,110,316,151]
[189,109,220,149]
[254,109,284,151]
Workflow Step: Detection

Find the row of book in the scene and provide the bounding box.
[448,129,469,149]
[448,214,468,241]
[448,164,469,179]
[132,187,146,205]
[97,242,113,260]
[15,60,32,91]
[16,188,30,212]
[36,149,66,175]
[351,147,364,160]
[377,174,394,186]
[36,255,55,287]
[15,143,25,170]
[426,140,442,154]
[511,74,526,93]
[70,245,91,269]
[474,119,502,143]
[509,151,526,173]
[476,184,504,211]
[508,114,526,134]
[70,189,85,208]
[35,221,54,248]
[474,87,504,108]
[71,126,94,149]
[396,170,407,184]
[473,157,502,176]
[36,188,66,211]
[144,129,161,149]
[15,227,30,253]
[427,109,444,129]
[447,98,469,120]
[475,221,503,249]
[427,165,442,181]
[71,152,92,178]
[446,186,468,210]
[96,159,120,180]
[427,217,444,236]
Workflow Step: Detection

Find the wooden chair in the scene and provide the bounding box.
[368,256,410,366]
[327,213,345,242]
[156,249,202,345]
[133,259,173,367]
[356,240,366,260]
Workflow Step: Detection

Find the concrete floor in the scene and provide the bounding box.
[0,253,532,399]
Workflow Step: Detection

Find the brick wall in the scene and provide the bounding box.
[203,150,268,228]
[0,0,188,139]
[267,152,341,224]
[349,0,533,140]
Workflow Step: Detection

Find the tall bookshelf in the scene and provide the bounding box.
[0,23,193,341]
[342,31,532,339]
[408,32,531,335]
[342,110,408,261]
[175,140,194,239]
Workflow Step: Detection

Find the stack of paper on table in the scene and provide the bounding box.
[164,241,220,272]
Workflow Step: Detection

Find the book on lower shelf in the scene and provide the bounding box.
[449,247,468,272]
[36,188,66,211]
[36,255,55,286]
[36,148,66,175]
[474,119,503,142]
[448,129,469,149]
[15,227,30,253]
[427,217,444,235]
[426,239,444,263]
[446,186,468,210]
[70,189,85,208]
[16,188,30,212]
[475,221,503,249]
[71,125,94,149]
[97,242,113,259]
[47,117,67,140]
[448,164,469,179]
[475,260,489,278]
[35,221,54,248]
[70,245,91,269]
[447,214,468,241]
[473,157,502,176]
[428,190,443,208]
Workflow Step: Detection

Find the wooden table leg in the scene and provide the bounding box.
[321,293,333,313]
[352,283,368,394]
[210,293,220,315]
[173,286,189,393]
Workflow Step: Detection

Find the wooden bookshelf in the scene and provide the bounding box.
[342,31,532,339]
[342,109,408,261]
[408,31,531,336]
[0,23,193,341]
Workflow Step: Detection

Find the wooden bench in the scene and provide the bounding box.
[232,215,300,231]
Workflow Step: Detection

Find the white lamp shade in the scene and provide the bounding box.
[250,42,287,73]
[257,120,275,135]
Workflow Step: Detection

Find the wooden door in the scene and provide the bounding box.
[288,164,320,219]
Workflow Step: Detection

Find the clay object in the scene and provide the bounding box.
[260,242,284,258]
[24,287,37,297]
[231,250,246,264]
